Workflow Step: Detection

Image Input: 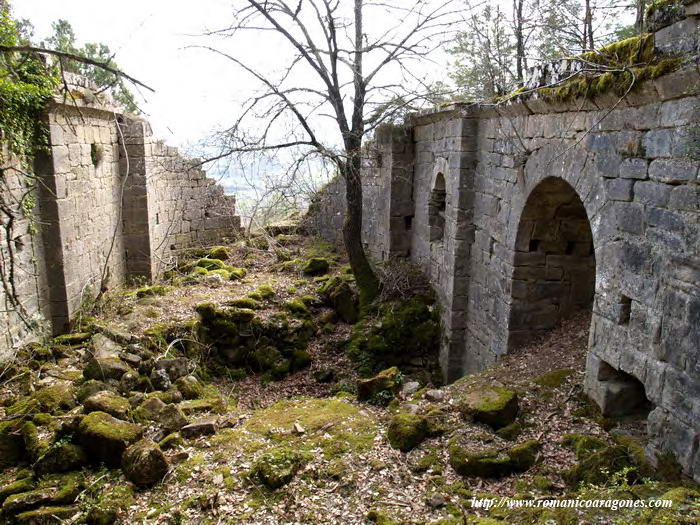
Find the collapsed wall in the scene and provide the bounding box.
[307,7,700,482]
[0,75,240,358]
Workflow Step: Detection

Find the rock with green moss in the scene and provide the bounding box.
[458,386,518,429]
[318,276,358,324]
[207,246,230,260]
[257,285,276,299]
[15,505,79,523]
[533,369,575,388]
[0,420,26,468]
[195,258,228,271]
[507,440,541,471]
[387,412,428,452]
[34,442,87,476]
[449,442,514,478]
[134,285,170,299]
[76,380,112,403]
[83,391,131,419]
[250,447,312,489]
[175,375,205,400]
[0,478,34,505]
[2,474,81,515]
[564,445,634,487]
[357,367,402,402]
[496,421,523,441]
[229,267,247,280]
[285,298,310,316]
[78,411,143,467]
[562,433,606,460]
[8,383,77,418]
[83,357,132,382]
[424,408,449,437]
[208,268,231,280]
[227,297,260,309]
[52,332,91,346]
[121,440,169,487]
[158,432,184,450]
[302,257,330,276]
[291,349,312,371]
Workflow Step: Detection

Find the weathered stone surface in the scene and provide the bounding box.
[458,387,519,429]
[83,358,132,381]
[154,358,192,381]
[78,411,143,466]
[83,391,131,419]
[357,367,402,402]
[121,440,169,487]
[180,419,218,439]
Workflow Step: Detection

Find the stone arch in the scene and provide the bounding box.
[507,176,597,349]
[429,171,447,242]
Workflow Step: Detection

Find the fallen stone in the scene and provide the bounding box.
[401,381,421,396]
[427,493,446,508]
[15,505,79,523]
[121,440,169,487]
[83,391,131,419]
[251,447,311,489]
[78,411,143,467]
[90,333,122,359]
[357,366,402,402]
[119,351,142,368]
[424,389,445,402]
[158,404,189,432]
[458,386,519,429]
[387,412,428,452]
[154,358,192,381]
[180,419,218,439]
[83,357,132,382]
[175,375,205,400]
[150,368,172,391]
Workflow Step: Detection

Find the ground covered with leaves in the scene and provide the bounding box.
[0,236,698,524]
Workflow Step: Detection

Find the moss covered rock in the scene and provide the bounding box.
[78,411,143,467]
[227,297,261,309]
[83,357,132,382]
[257,285,276,299]
[52,332,91,346]
[357,366,402,403]
[564,445,635,487]
[496,421,523,441]
[285,298,310,316]
[0,478,34,506]
[208,246,230,260]
[302,257,330,276]
[562,433,606,460]
[250,447,312,489]
[507,440,541,471]
[121,440,169,487]
[15,505,79,523]
[387,413,428,452]
[533,369,575,388]
[229,267,247,280]
[458,387,518,429]
[175,375,205,400]
[34,442,87,476]
[449,443,514,478]
[0,420,26,468]
[83,391,130,419]
[318,276,359,324]
[195,258,228,271]
[2,474,81,515]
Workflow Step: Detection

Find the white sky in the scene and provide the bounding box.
[15,0,260,150]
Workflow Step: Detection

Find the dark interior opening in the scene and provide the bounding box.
[509,177,596,349]
[429,173,446,242]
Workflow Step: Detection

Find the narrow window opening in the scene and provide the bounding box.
[565,241,576,255]
[618,295,632,325]
[90,143,103,167]
[404,215,414,230]
[528,239,540,252]
[429,173,446,242]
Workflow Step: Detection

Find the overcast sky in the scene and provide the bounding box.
[15,0,262,151]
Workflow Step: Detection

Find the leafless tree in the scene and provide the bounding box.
[199,0,464,306]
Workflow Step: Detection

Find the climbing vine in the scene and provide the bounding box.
[0,9,58,161]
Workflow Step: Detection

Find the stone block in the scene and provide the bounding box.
[606,178,634,201]
[648,158,698,184]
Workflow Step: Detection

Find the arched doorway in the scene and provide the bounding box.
[508,177,596,349]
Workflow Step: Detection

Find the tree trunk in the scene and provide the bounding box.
[584,0,594,51]
[634,0,645,32]
[341,151,380,307]
[513,0,525,84]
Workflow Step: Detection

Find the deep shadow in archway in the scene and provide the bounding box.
[509,177,596,350]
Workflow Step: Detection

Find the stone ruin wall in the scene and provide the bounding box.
[0,76,240,359]
[307,10,700,482]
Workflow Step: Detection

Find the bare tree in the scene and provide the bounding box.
[200,0,463,306]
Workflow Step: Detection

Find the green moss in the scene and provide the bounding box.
[134,285,170,299]
[175,375,205,400]
[208,246,230,260]
[564,445,635,487]
[285,298,310,316]
[449,441,514,478]
[229,267,247,280]
[227,297,261,309]
[208,268,231,280]
[78,411,143,467]
[387,412,428,452]
[8,383,77,417]
[250,447,313,489]
[195,258,228,270]
[496,421,523,441]
[562,433,607,460]
[0,477,34,505]
[52,332,91,346]
[190,266,209,276]
[15,505,78,522]
[357,366,402,403]
[366,509,400,525]
[458,386,519,429]
[257,285,276,299]
[533,369,575,388]
[0,420,26,468]
[413,451,444,474]
[159,432,184,450]
[302,257,330,276]
[507,440,541,471]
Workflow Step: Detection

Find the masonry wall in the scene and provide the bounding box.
[0,76,240,357]
[0,147,52,360]
[307,13,700,482]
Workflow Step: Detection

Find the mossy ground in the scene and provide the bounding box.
[0,238,696,524]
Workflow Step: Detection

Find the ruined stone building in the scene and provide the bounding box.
[307,8,700,482]
[0,74,240,358]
